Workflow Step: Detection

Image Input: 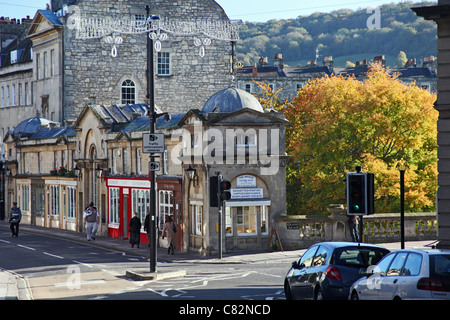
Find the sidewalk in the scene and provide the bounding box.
[0,221,438,299]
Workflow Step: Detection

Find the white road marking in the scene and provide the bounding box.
[17,244,35,251]
[43,252,64,259]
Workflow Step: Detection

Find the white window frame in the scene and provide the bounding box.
[66,186,76,219]
[159,190,173,230]
[157,52,171,76]
[50,185,59,216]
[109,187,120,226]
[132,188,150,227]
[121,80,136,105]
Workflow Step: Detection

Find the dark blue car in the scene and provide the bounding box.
[284,242,390,300]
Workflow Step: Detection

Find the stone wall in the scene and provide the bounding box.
[62,0,232,120]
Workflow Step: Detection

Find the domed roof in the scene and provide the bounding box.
[13,116,54,136]
[201,87,264,114]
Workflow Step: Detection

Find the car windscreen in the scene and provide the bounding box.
[332,247,389,268]
[430,254,450,292]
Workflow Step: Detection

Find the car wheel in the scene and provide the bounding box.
[284,281,293,300]
[314,287,323,300]
[351,290,359,300]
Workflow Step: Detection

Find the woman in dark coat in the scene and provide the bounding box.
[129,213,142,248]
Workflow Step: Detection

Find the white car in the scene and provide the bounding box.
[349,249,450,300]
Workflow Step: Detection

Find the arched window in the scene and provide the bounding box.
[121,79,135,105]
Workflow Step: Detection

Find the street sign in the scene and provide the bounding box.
[143,133,165,153]
[149,161,160,172]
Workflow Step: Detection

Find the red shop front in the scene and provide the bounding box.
[104,176,183,247]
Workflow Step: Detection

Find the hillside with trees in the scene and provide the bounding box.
[236,1,437,67]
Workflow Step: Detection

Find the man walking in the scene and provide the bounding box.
[9,202,22,237]
[84,202,99,241]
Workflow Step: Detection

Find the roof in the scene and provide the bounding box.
[201,87,264,113]
[28,126,76,140]
[121,113,185,133]
[13,116,55,136]
[37,10,63,26]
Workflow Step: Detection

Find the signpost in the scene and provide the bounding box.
[143,133,165,154]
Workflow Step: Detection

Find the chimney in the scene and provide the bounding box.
[322,56,333,68]
[274,53,284,69]
[252,63,258,77]
[374,55,386,65]
[423,56,437,72]
[405,59,417,68]
[259,57,269,67]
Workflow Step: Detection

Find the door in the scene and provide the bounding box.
[378,252,408,299]
[290,246,318,299]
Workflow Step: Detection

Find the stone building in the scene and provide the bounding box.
[1,0,234,152]
[3,86,288,255]
[413,1,450,249]
[238,54,438,102]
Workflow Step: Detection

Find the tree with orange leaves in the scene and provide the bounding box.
[258,62,438,215]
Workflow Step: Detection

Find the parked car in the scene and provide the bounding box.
[349,249,450,300]
[284,242,390,300]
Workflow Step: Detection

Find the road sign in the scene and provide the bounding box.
[149,161,160,172]
[143,133,165,153]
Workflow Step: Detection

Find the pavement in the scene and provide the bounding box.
[0,220,439,300]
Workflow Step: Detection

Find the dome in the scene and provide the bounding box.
[13,116,54,136]
[201,87,264,114]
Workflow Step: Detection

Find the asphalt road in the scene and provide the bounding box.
[0,228,287,300]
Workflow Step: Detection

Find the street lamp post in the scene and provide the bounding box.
[396,159,409,249]
[145,6,169,273]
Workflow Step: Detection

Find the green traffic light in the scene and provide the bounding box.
[353,205,360,211]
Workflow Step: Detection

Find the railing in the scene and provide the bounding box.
[275,212,437,250]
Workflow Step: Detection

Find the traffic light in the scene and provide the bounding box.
[210,176,232,207]
[210,176,219,207]
[347,172,374,215]
[219,179,231,201]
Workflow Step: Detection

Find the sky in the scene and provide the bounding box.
[0,0,432,22]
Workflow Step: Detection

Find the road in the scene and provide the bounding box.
[0,229,288,300]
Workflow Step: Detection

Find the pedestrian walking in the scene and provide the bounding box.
[348,214,359,242]
[144,213,151,247]
[84,202,99,241]
[129,212,141,248]
[162,216,176,255]
[9,202,22,237]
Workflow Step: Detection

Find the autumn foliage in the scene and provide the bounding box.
[257,62,438,215]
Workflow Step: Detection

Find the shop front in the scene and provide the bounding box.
[105,176,182,247]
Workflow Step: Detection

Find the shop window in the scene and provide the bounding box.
[237,206,257,236]
[50,185,59,216]
[159,190,173,230]
[67,186,76,219]
[21,185,30,211]
[132,189,150,225]
[109,188,120,225]
[191,205,203,236]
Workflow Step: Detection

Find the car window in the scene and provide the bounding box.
[430,254,450,277]
[312,246,328,267]
[387,252,408,276]
[299,246,319,268]
[402,253,422,276]
[373,253,396,275]
[333,247,389,268]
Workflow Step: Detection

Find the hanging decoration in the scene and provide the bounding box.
[67,6,240,58]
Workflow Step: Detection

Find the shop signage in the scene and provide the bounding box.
[236,175,257,188]
[231,188,263,199]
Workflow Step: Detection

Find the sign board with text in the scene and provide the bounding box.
[143,133,165,153]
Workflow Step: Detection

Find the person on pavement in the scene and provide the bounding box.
[9,202,22,237]
[83,202,99,241]
[162,216,176,255]
[129,212,141,248]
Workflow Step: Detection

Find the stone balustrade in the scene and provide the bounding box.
[275,211,437,250]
